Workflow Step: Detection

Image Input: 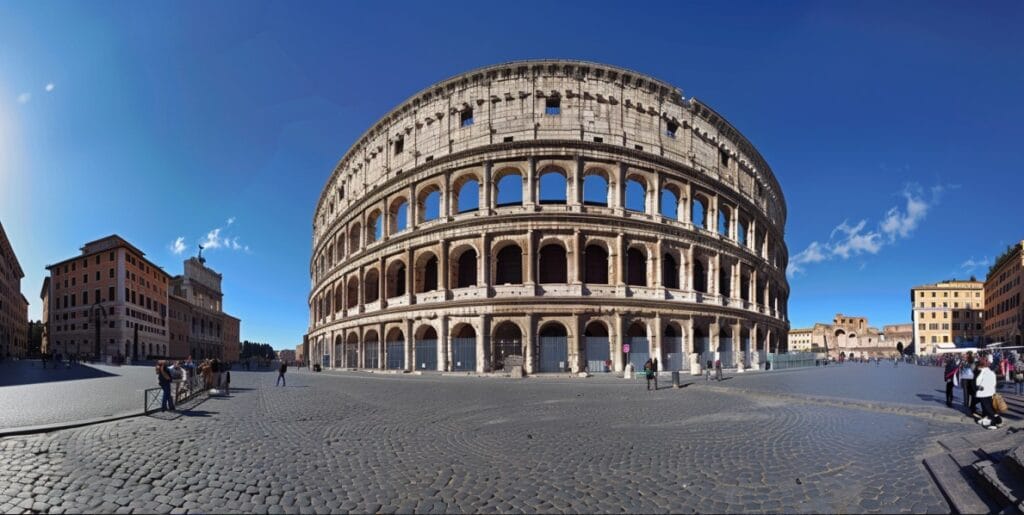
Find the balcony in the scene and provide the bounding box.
[492,284,534,298]
[450,286,486,301]
[415,290,446,305]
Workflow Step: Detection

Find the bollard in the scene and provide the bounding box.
[671,371,680,388]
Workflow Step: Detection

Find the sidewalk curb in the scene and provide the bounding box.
[0,411,144,439]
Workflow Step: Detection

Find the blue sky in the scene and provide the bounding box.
[1,1,1022,347]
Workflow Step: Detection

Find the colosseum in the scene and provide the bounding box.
[307,60,789,376]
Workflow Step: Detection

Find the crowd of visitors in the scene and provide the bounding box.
[941,350,1022,430]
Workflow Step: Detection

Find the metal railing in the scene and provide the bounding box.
[144,375,208,414]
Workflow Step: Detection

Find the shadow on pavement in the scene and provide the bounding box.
[0,361,117,387]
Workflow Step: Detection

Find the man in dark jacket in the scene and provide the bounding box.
[944,357,959,407]
[277,361,287,387]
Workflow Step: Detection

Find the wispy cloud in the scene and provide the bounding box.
[45,83,55,92]
[788,183,948,277]
[227,217,236,226]
[17,93,30,104]
[960,256,990,274]
[182,217,250,254]
[169,237,187,255]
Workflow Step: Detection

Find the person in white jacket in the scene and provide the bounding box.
[974,354,1002,429]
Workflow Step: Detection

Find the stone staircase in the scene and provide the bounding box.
[924,393,1024,514]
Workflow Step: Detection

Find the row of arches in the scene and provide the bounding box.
[312,162,785,282]
[311,238,787,323]
[309,317,785,374]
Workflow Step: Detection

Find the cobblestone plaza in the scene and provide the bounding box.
[1,365,1004,514]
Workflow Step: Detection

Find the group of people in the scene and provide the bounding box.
[943,351,1023,430]
[639,357,726,391]
[154,357,233,412]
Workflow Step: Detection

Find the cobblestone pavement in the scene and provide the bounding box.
[0,361,159,430]
[0,366,985,513]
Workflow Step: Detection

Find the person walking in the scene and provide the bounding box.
[943,356,959,407]
[652,357,660,390]
[705,359,713,382]
[156,360,175,412]
[643,358,654,391]
[960,353,976,415]
[975,354,1002,429]
[715,358,723,381]
[224,365,231,396]
[277,361,288,387]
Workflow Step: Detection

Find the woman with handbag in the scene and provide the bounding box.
[1014,353,1024,396]
[975,354,1002,430]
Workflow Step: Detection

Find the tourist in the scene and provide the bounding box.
[1012,353,1024,396]
[705,359,713,382]
[975,354,1002,429]
[999,354,1011,386]
[224,365,231,396]
[960,352,976,414]
[156,360,175,412]
[643,358,654,391]
[652,357,659,390]
[943,356,959,407]
[277,360,288,387]
[715,358,723,381]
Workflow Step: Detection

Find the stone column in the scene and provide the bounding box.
[653,314,663,371]
[571,313,582,373]
[655,238,664,291]
[571,230,583,284]
[525,157,537,209]
[751,323,760,370]
[357,330,364,369]
[710,194,719,235]
[439,315,449,372]
[730,206,739,242]
[748,218,757,252]
[408,183,418,231]
[712,253,721,297]
[379,256,387,308]
[483,161,494,215]
[710,319,720,360]
[613,162,626,215]
[613,313,625,373]
[571,156,584,210]
[524,314,536,375]
[406,248,415,305]
[652,173,662,220]
[439,239,450,294]
[685,245,694,292]
[477,314,488,373]
[442,171,452,219]
[357,266,365,313]
[682,182,692,224]
[479,234,489,288]
[686,318,700,375]
[404,318,414,372]
[525,230,535,287]
[616,232,626,287]
[734,320,744,372]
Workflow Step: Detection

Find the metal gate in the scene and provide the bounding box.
[345,344,358,368]
[364,342,379,369]
[585,337,610,373]
[492,339,522,371]
[415,339,437,371]
[628,336,650,372]
[538,337,568,373]
[452,337,476,371]
[663,336,683,371]
[386,341,404,370]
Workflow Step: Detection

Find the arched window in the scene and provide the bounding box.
[661,188,679,219]
[626,248,647,286]
[368,211,385,243]
[625,179,646,213]
[496,173,523,207]
[495,245,523,285]
[538,170,567,204]
[583,174,609,206]
[349,223,361,252]
[718,208,730,238]
[387,262,406,298]
[584,244,609,284]
[719,264,731,297]
[692,197,708,229]
[538,244,567,284]
[390,199,409,233]
[346,277,359,308]
[419,188,440,223]
[456,249,477,288]
[663,254,679,289]
[693,260,707,293]
[334,287,343,313]
[416,255,438,293]
[364,269,380,303]
[456,179,479,213]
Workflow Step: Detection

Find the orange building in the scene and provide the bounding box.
[0,221,29,358]
[45,235,171,361]
[985,240,1023,346]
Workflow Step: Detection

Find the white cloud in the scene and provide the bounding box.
[17,93,30,104]
[170,237,187,255]
[960,256,990,274]
[227,217,236,225]
[200,228,223,249]
[45,83,55,92]
[189,217,249,254]
[787,182,947,277]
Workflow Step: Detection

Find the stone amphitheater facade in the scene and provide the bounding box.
[307,60,789,375]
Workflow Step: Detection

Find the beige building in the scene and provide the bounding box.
[789,314,910,358]
[45,235,171,360]
[306,60,790,375]
[296,342,306,365]
[984,240,1023,346]
[911,279,985,354]
[0,221,29,358]
[168,256,242,361]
